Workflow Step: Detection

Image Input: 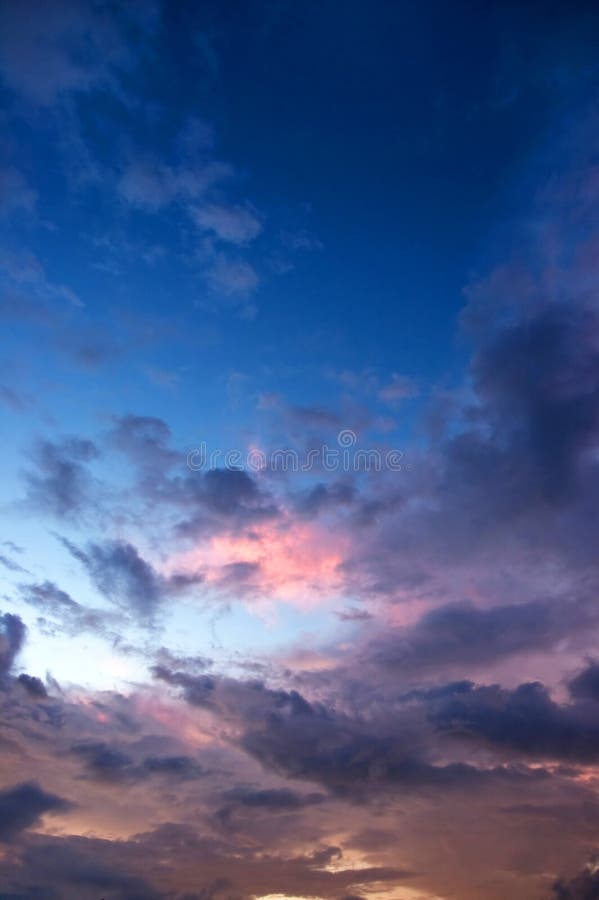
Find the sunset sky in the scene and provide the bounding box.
[1,2,599,898]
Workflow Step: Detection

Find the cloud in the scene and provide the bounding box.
[62,539,163,615]
[54,324,121,369]
[108,413,180,471]
[293,481,357,518]
[430,680,599,763]
[0,781,70,842]
[469,303,599,503]
[16,673,48,699]
[114,130,266,315]
[1,832,163,898]
[0,611,53,699]
[0,825,407,900]
[18,580,121,640]
[71,740,208,784]
[193,202,263,245]
[218,785,326,814]
[337,294,599,628]
[0,607,588,900]
[172,467,280,537]
[366,596,597,674]
[377,373,418,405]
[334,607,373,622]
[0,25,596,900]
[153,666,549,799]
[22,437,99,519]
[550,858,599,899]
[281,229,323,253]
[61,537,203,618]
[0,553,29,574]
[118,157,232,211]
[0,0,159,106]
[0,384,32,413]
[178,518,345,608]
[205,253,260,300]
[568,661,599,702]
[68,415,281,546]
[0,612,26,679]
[0,248,81,322]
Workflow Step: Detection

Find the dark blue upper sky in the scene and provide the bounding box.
[2,0,597,439]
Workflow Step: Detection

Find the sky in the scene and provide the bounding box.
[0,1,599,898]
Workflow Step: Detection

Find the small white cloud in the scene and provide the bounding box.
[193,202,263,245]
[118,158,234,211]
[378,373,418,405]
[206,254,259,298]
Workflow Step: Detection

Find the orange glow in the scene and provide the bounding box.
[277,647,340,671]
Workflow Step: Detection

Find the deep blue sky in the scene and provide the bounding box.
[3,0,597,427]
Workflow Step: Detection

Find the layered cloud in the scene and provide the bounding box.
[0,1,597,897]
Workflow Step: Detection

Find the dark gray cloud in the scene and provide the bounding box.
[568,662,599,702]
[366,596,596,674]
[20,580,80,615]
[153,645,213,674]
[550,859,599,899]
[220,786,326,811]
[141,754,207,779]
[214,785,327,830]
[61,537,202,618]
[153,666,550,798]
[71,740,208,784]
[16,673,48,699]
[0,606,588,900]
[470,304,599,503]
[430,680,599,763]
[172,467,280,537]
[71,741,134,782]
[0,612,26,679]
[108,413,181,471]
[105,414,280,535]
[2,834,162,899]
[214,786,327,829]
[340,294,599,652]
[19,579,122,638]
[0,824,407,900]
[0,782,70,842]
[293,481,357,518]
[334,608,373,622]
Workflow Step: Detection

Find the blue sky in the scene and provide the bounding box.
[1,2,599,899]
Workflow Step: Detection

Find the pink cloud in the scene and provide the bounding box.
[171,518,348,611]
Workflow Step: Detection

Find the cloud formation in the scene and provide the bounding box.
[0,781,70,842]
[0,2,597,898]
